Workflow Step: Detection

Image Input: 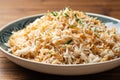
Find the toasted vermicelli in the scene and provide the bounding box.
[8,7,120,64]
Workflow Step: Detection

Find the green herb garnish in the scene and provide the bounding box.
[74,14,78,19]
[65,39,72,44]
[108,31,110,35]
[74,13,83,25]
[62,45,66,48]
[64,13,69,17]
[88,23,91,27]
[78,19,83,24]
[114,32,116,34]
[51,11,58,16]
[76,18,79,22]
[75,14,80,22]
[94,27,97,32]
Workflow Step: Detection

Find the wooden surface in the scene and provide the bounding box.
[0,0,120,80]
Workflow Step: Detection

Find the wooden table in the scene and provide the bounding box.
[0,0,120,80]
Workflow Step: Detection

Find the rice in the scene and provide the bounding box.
[7,7,120,64]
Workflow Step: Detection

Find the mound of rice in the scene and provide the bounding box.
[8,7,120,64]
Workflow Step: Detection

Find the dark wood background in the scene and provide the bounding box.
[0,0,120,80]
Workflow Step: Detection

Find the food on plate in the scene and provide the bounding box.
[7,7,120,64]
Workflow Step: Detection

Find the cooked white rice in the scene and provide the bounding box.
[8,7,120,64]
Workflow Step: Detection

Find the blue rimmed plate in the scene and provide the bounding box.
[0,13,120,75]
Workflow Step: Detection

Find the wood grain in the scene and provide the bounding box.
[0,0,120,80]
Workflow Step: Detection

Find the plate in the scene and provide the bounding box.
[0,13,120,75]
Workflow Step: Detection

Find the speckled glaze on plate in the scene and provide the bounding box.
[0,13,120,75]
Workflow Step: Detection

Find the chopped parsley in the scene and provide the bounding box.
[76,18,79,22]
[78,19,83,24]
[74,13,78,21]
[64,13,69,17]
[108,31,110,35]
[65,39,72,44]
[74,13,83,25]
[51,11,58,16]
[88,23,91,27]
[114,32,116,34]
[94,27,97,32]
